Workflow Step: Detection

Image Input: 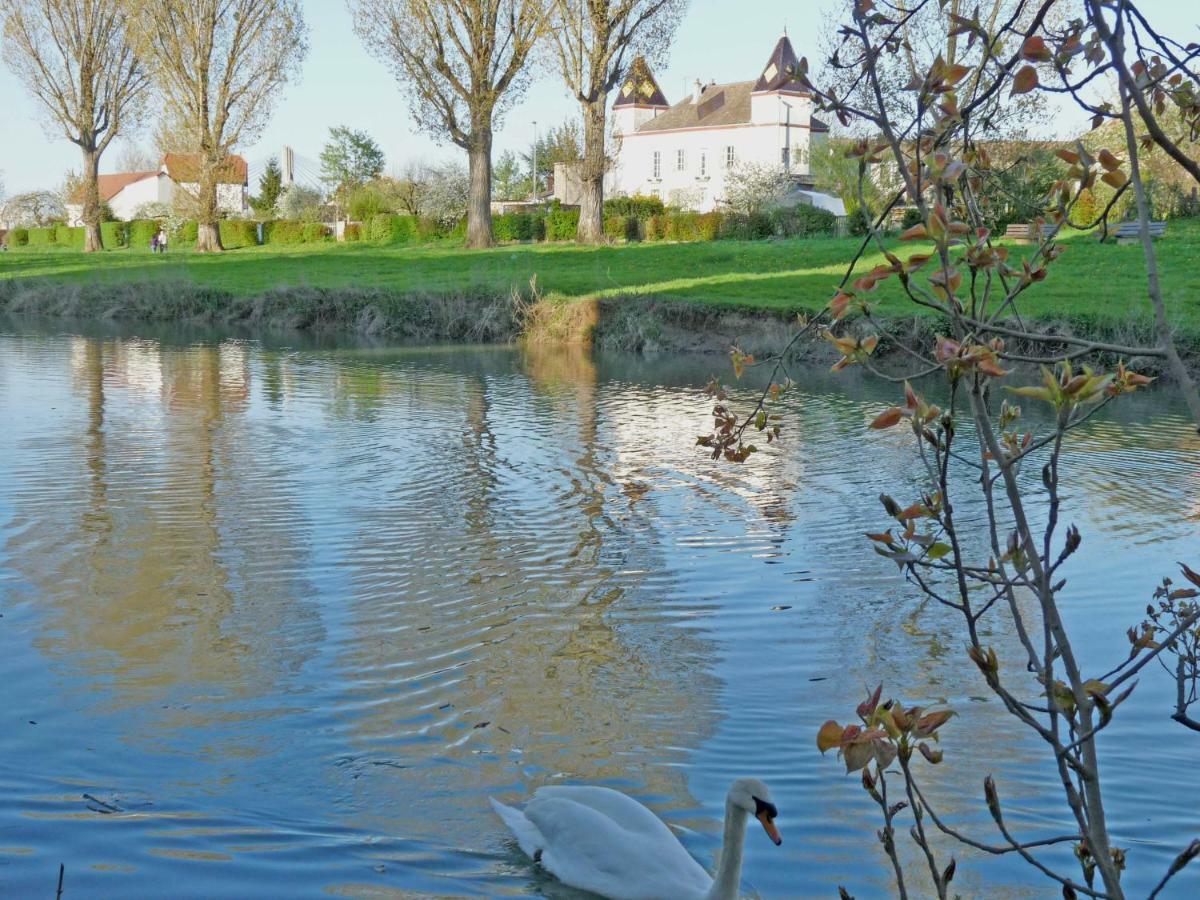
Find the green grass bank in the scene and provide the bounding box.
[2,224,1198,357]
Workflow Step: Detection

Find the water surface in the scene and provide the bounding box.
[1,320,1198,898]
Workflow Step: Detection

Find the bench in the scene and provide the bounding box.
[1114,220,1167,244]
[1003,223,1041,241]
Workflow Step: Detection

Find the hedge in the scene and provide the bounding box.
[101,221,129,248]
[8,228,29,247]
[604,195,665,219]
[175,221,199,244]
[769,204,837,237]
[219,219,258,249]
[546,209,580,241]
[368,214,420,244]
[263,220,331,244]
[54,225,84,248]
[129,219,159,249]
[344,223,362,242]
[603,215,639,242]
[494,212,547,242]
[26,227,56,246]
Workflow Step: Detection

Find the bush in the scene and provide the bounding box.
[53,225,83,248]
[697,211,722,241]
[644,214,668,241]
[101,221,129,248]
[770,204,837,238]
[27,227,56,246]
[899,207,923,231]
[545,209,580,241]
[368,214,420,244]
[604,214,639,242]
[129,219,159,250]
[494,212,542,242]
[175,220,199,244]
[219,219,258,249]
[344,223,362,242]
[302,222,330,243]
[718,211,773,240]
[604,194,665,219]
[416,216,444,242]
[8,228,29,247]
[348,186,392,222]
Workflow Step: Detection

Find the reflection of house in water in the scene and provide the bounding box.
[324,347,720,837]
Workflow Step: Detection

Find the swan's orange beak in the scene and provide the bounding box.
[757,812,782,846]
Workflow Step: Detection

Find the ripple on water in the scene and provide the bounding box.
[1,327,1199,898]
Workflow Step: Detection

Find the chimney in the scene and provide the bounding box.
[692,79,703,104]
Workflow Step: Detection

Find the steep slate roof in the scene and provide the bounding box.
[754,34,807,93]
[162,153,249,185]
[614,56,669,108]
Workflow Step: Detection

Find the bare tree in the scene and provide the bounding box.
[114,141,157,173]
[125,0,307,252]
[348,0,547,248]
[548,0,684,243]
[0,0,147,251]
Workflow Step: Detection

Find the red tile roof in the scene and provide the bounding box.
[93,171,158,202]
[161,153,249,185]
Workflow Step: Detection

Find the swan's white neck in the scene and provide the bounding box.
[705,796,749,900]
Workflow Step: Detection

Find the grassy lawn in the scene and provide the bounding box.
[3,221,1198,331]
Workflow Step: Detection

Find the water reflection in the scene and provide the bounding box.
[1,321,1198,898]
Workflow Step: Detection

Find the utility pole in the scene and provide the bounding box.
[532,120,539,200]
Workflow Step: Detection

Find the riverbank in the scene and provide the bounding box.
[1,224,1196,366]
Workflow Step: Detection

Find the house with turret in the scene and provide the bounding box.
[599,34,841,213]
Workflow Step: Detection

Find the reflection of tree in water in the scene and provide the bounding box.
[329,345,719,840]
[9,337,319,750]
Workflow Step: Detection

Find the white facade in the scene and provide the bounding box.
[67,158,249,226]
[610,97,825,212]
[603,37,834,213]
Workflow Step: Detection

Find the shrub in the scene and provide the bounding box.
[644,214,668,241]
[899,207,923,231]
[129,219,159,250]
[718,211,773,240]
[664,211,700,241]
[416,217,442,241]
[604,194,665,219]
[770,204,837,238]
[101,221,128,248]
[175,220,199,244]
[494,212,538,242]
[348,186,392,222]
[604,214,639,242]
[344,222,362,242]
[697,211,722,241]
[54,225,84,248]
[27,227,56,246]
[8,228,29,247]
[546,209,580,241]
[219,219,258,249]
[368,214,420,244]
[302,222,329,243]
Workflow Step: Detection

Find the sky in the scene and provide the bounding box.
[0,0,1196,196]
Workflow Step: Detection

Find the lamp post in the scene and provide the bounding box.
[532,119,539,200]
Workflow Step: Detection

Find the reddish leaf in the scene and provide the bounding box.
[857,684,883,719]
[870,407,903,429]
[1098,149,1121,172]
[817,719,843,753]
[899,223,928,241]
[1011,65,1039,95]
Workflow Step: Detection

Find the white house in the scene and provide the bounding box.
[601,35,843,214]
[67,154,250,225]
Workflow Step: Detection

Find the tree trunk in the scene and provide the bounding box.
[82,148,103,253]
[195,151,225,253]
[466,131,495,249]
[576,95,608,244]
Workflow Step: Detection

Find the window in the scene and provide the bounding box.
[793,146,806,166]
[652,150,661,179]
[676,148,686,171]
[699,150,708,177]
[724,146,735,169]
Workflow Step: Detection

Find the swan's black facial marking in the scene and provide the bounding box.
[752,795,778,821]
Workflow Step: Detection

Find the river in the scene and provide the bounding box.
[1,320,1198,898]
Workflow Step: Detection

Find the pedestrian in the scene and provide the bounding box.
[157,227,168,253]
[151,230,158,253]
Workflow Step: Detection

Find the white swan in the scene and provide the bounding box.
[490,777,781,900]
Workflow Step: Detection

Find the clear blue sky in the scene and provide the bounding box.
[0,0,1195,195]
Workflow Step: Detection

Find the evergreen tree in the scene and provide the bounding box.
[252,157,284,217]
[492,150,529,200]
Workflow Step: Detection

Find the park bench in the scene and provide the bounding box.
[1113,220,1168,244]
[1003,223,1041,243]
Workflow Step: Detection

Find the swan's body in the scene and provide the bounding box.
[490,778,780,900]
